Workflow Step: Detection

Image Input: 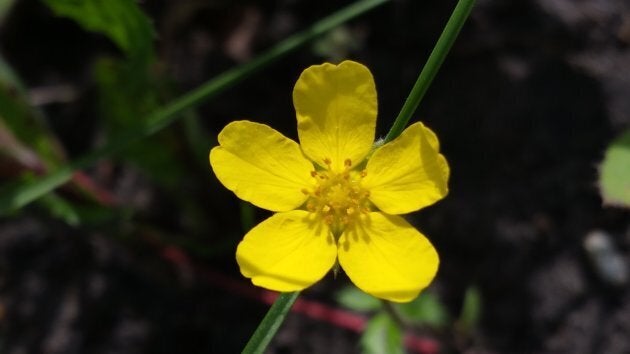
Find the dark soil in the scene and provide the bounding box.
[1,0,629,353]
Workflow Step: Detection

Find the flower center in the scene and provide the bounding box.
[303,158,370,234]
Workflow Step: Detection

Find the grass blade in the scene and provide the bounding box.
[241,292,300,354]
[384,0,476,143]
[0,0,390,214]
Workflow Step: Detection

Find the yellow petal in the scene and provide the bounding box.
[362,122,449,214]
[293,60,377,171]
[236,210,337,292]
[337,212,439,302]
[209,121,314,212]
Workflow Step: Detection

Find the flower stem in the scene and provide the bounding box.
[0,0,391,215]
[241,292,300,354]
[383,0,476,143]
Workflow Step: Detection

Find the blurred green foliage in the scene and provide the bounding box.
[457,286,481,332]
[599,131,630,208]
[361,312,404,354]
[0,0,15,25]
[42,0,194,190]
[42,0,154,68]
[0,56,65,170]
[336,284,382,312]
[398,291,450,328]
[337,284,482,353]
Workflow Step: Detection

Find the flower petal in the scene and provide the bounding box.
[209,121,314,212]
[338,212,439,302]
[236,210,337,292]
[293,60,377,171]
[362,122,449,214]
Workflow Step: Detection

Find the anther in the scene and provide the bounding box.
[322,205,331,213]
[344,159,352,167]
[301,188,310,195]
[346,207,355,215]
[323,158,332,166]
[360,170,367,178]
[310,171,318,177]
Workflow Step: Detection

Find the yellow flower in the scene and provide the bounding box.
[209,61,449,302]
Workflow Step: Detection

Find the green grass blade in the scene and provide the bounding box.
[241,292,300,354]
[0,0,390,215]
[384,0,476,143]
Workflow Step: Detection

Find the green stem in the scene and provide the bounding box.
[242,292,300,354]
[239,0,475,342]
[240,202,255,232]
[0,0,390,215]
[383,0,476,143]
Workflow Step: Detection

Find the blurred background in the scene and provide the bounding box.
[1,0,629,353]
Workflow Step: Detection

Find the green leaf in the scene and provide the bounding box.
[42,0,155,67]
[599,130,630,207]
[458,286,481,330]
[93,58,185,188]
[361,312,405,354]
[0,56,66,169]
[0,0,391,214]
[38,192,81,226]
[398,291,449,328]
[336,285,381,312]
[0,0,16,26]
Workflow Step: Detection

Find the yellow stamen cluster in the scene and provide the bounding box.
[302,158,370,234]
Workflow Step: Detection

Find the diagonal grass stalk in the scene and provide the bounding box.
[241,292,300,354]
[384,0,476,143]
[242,0,475,353]
[0,0,390,215]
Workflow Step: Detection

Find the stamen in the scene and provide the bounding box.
[304,157,371,231]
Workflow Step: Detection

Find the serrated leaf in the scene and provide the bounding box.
[361,312,405,354]
[397,291,449,328]
[336,285,381,312]
[42,0,155,67]
[599,131,630,207]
